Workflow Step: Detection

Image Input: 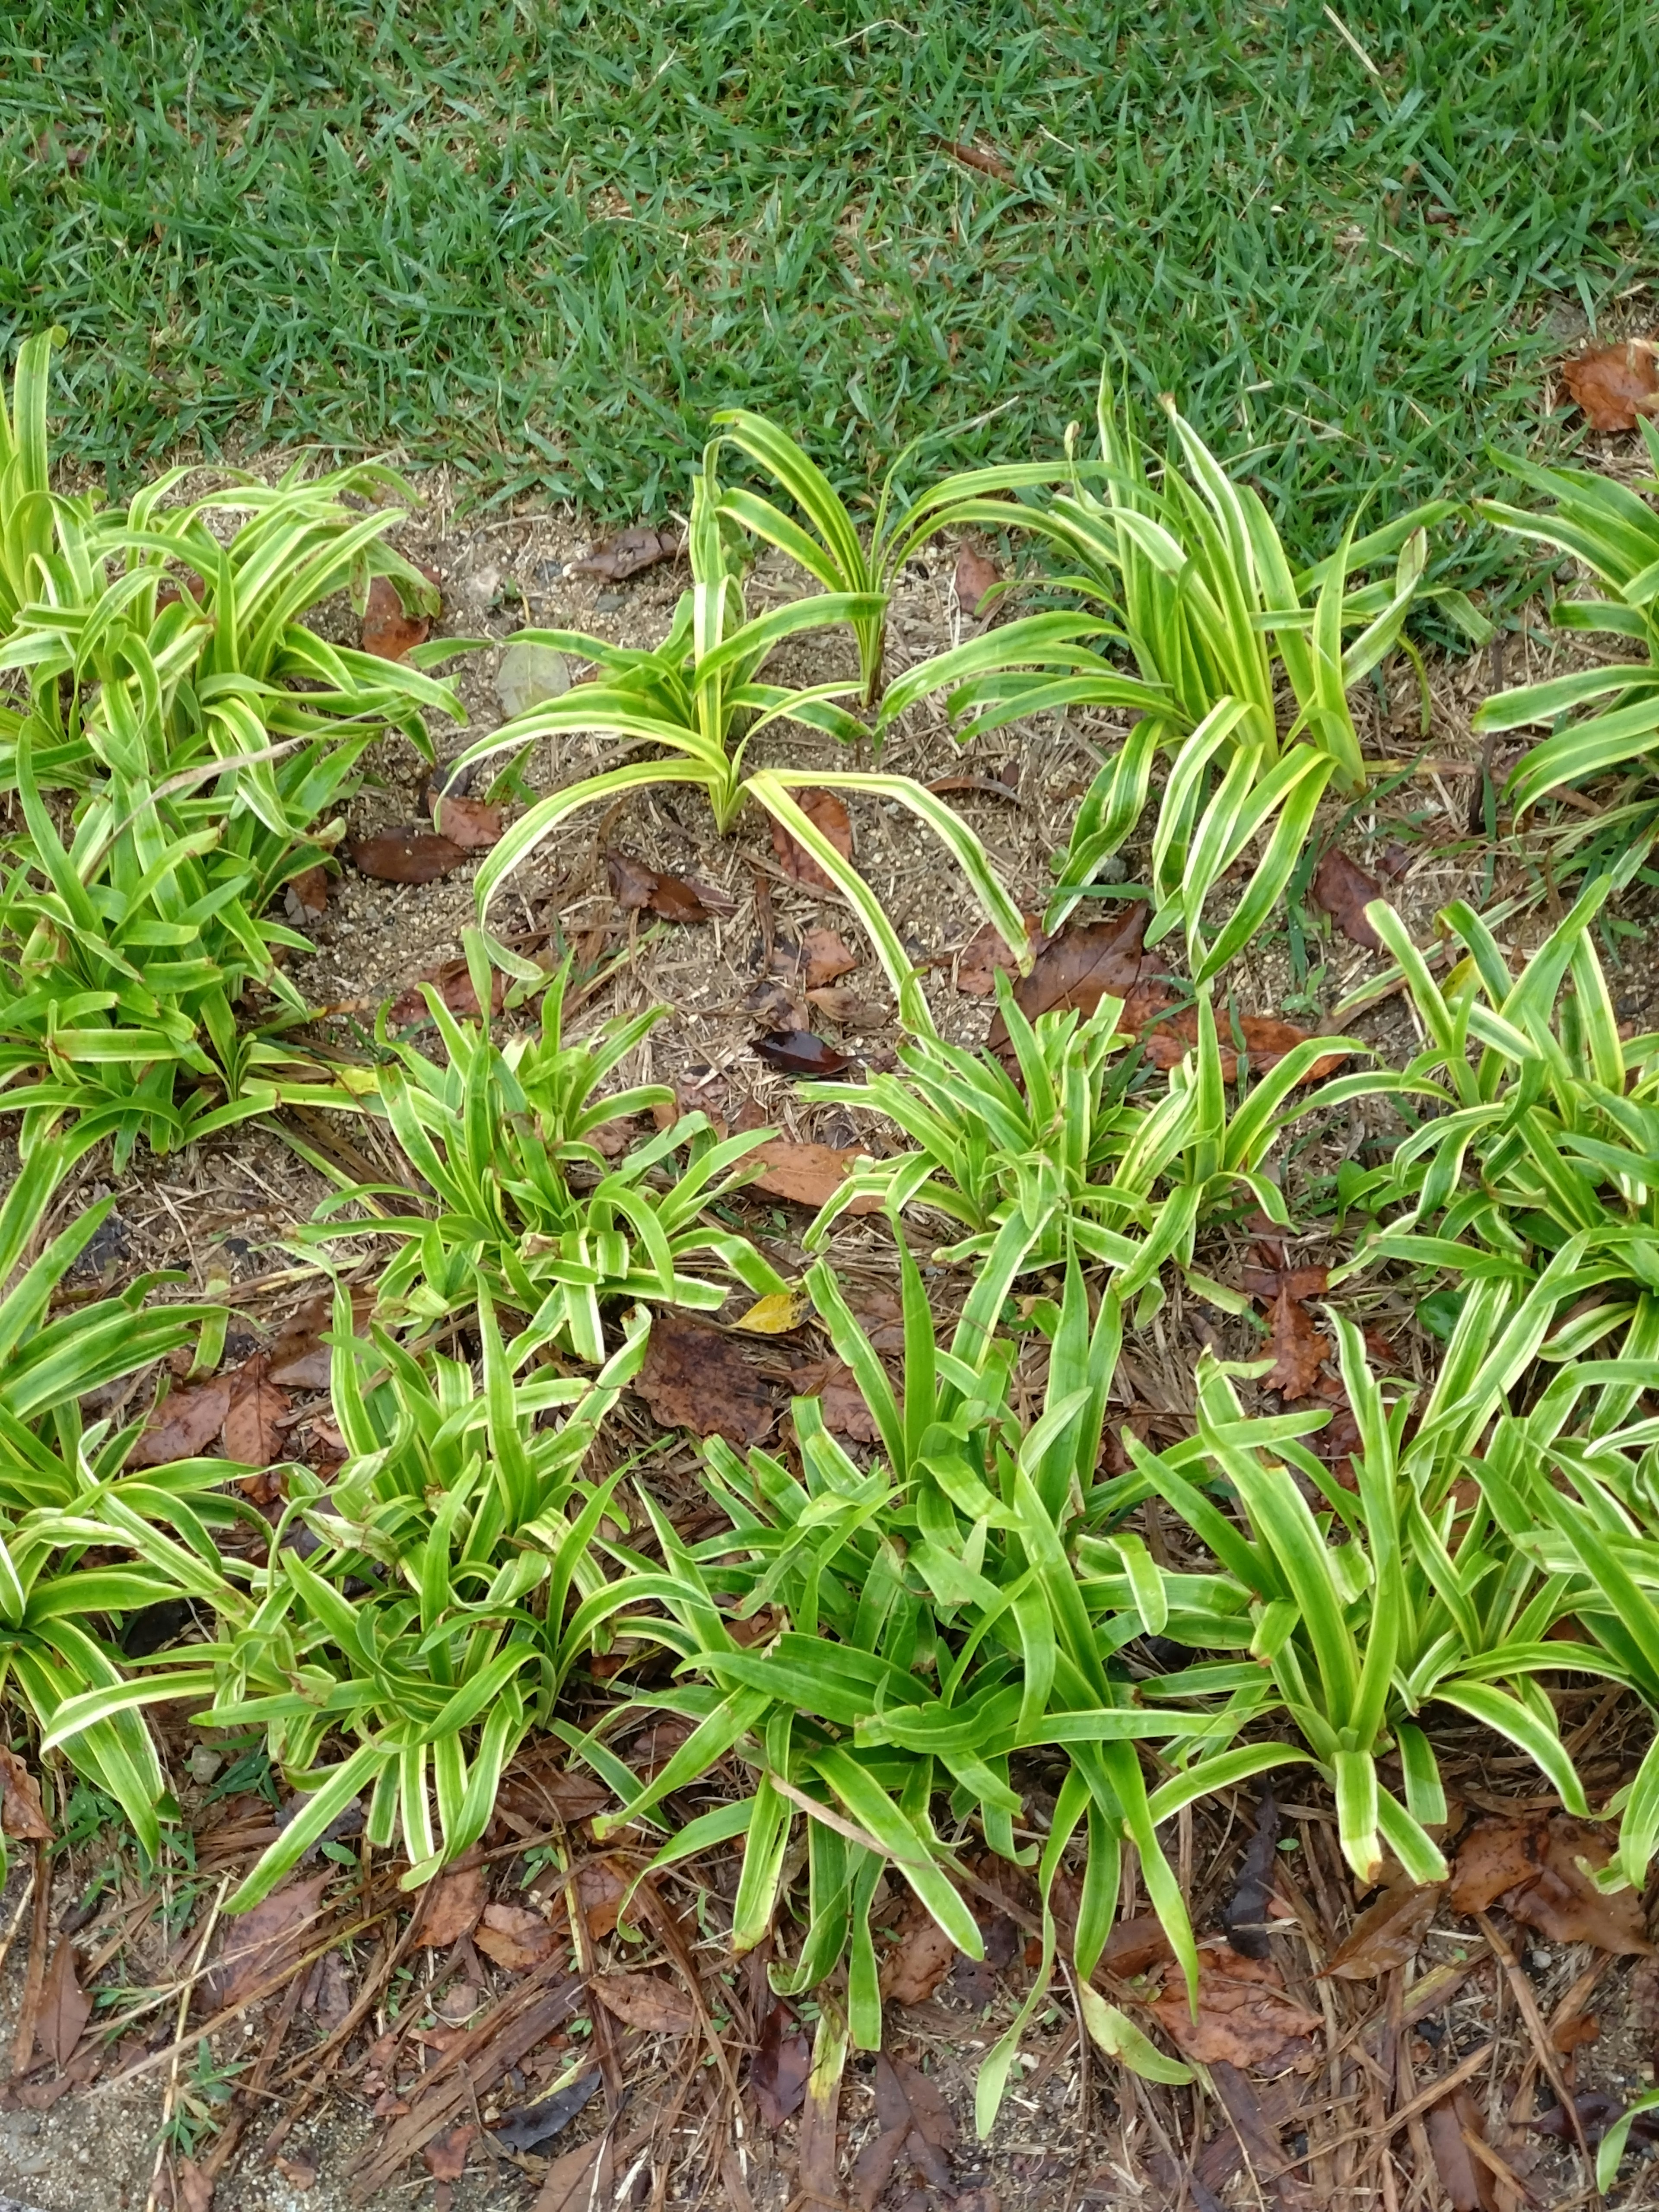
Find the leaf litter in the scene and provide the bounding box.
[1562,339,1659,430]
[769,786,853,891]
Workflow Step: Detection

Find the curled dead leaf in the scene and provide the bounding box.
[1426,2087,1500,2212]
[474,1902,559,1973]
[880,1912,957,2006]
[752,1030,850,1077]
[1146,1943,1321,2072]
[1265,1291,1333,1398]
[954,538,1001,620]
[222,1355,289,1472]
[750,1999,810,2128]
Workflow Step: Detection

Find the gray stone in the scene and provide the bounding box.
[495,639,572,721]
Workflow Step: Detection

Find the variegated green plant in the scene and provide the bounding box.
[799,974,1363,1308]
[48,1287,651,1913]
[450,439,1030,1032]
[557,1245,1301,2129]
[0,1133,235,1869]
[293,937,790,1359]
[1473,426,1659,815]
[1115,1259,1615,1887]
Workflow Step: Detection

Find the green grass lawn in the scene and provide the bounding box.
[3,0,1656,593]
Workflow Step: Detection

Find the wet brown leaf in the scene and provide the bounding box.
[1146,1944,1321,2072]
[1311,849,1387,951]
[431,794,504,850]
[957,915,1044,998]
[348,828,467,884]
[589,1971,696,2036]
[129,1377,232,1469]
[955,539,1001,620]
[1563,340,1659,431]
[1265,1292,1332,1398]
[1324,1880,1444,1980]
[753,1030,850,1077]
[0,1747,52,1841]
[1426,2087,1501,2212]
[415,1862,489,1950]
[283,865,329,922]
[474,1903,559,1973]
[210,1871,330,2010]
[750,1999,810,2127]
[569,525,679,580]
[37,1940,91,2068]
[880,1911,957,2006]
[223,1356,289,1471]
[770,787,853,892]
[747,1136,880,1213]
[634,1308,775,1445]
[362,574,431,661]
[423,2124,476,2184]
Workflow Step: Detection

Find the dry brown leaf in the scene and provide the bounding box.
[1146,1944,1321,2072]
[799,927,859,988]
[569,525,678,580]
[1265,1292,1332,1398]
[750,1999,810,2127]
[348,828,467,884]
[283,864,329,922]
[747,1136,880,1213]
[1140,1007,1351,1082]
[770,787,853,892]
[388,958,508,1027]
[805,986,887,1029]
[852,2052,956,2209]
[223,1356,289,1471]
[173,2158,215,2212]
[990,902,1153,1034]
[273,2155,318,2190]
[128,1377,232,1469]
[1563,341,1659,432]
[1448,1815,1546,1914]
[1426,2087,1501,2212]
[36,1940,91,2069]
[416,1862,489,1950]
[945,139,1014,183]
[301,1948,352,2033]
[1311,849,1387,952]
[431,794,504,850]
[423,2124,476,2184]
[362,574,431,661]
[1512,1819,1654,1955]
[589,1972,696,2036]
[1104,1913,1176,1978]
[210,1871,330,2011]
[604,850,732,923]
[634,1308,775,1445]
[957,915,1044,998]
[792,1357,884,1444]
[1324,1881,1444,1980]
[1553,2012,1600,2055]
[575,1858,629,1940]
[0,1747,52,1841]
[955,538,1001,620]
[265,1288,374,1391]
[534,2135,612,2212]
[880,1913,957,2006]
[474,1903,559,1973]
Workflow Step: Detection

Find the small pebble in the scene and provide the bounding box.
[593,591,627,612]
